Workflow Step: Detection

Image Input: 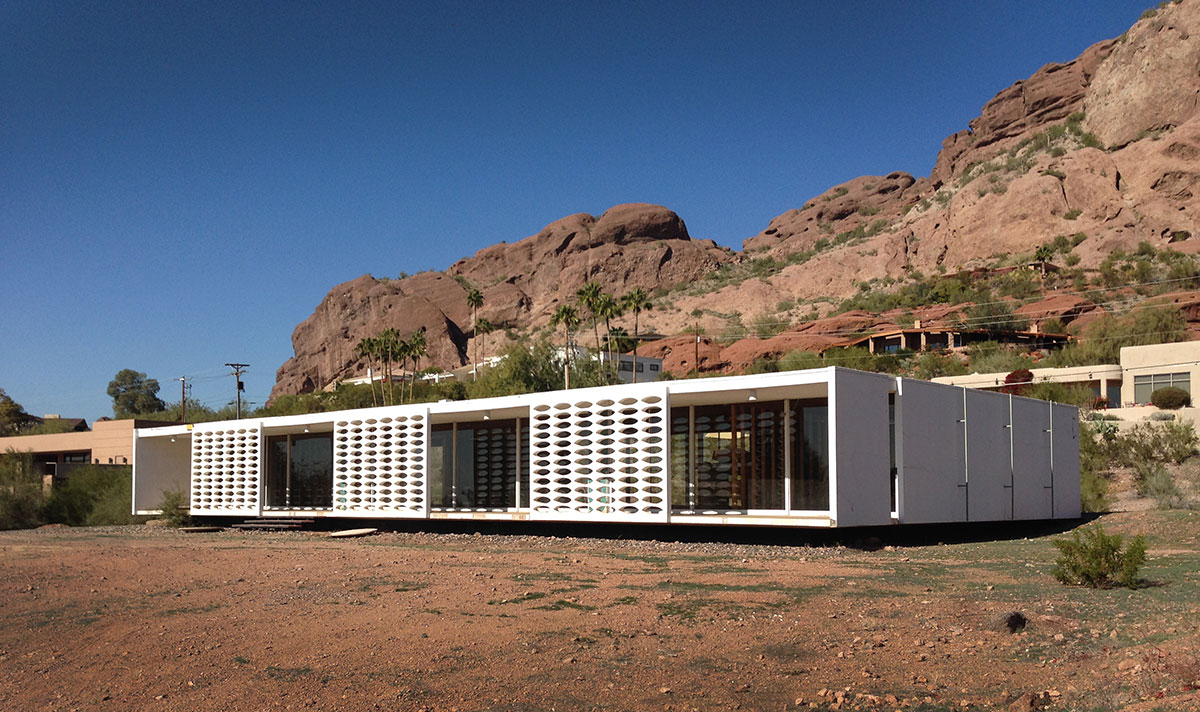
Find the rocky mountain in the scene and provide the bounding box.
[272,2,1200,399]
[271,204,731,399]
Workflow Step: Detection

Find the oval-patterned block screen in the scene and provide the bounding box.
[528,388,669,522]
[190,425,261,515]
[331,411,428,517]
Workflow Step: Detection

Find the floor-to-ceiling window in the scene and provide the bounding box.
[791,400,829,511]
[429,419,523,510]
[671,399,828,514]
[265,432,334,509]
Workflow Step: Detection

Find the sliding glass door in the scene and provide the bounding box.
[265,433,334,510]
[670,399,828,514]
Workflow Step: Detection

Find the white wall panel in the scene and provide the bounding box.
[966,389,1013,522]
[898,379,967,524]
[190,424,261,516]
[528,387,669,523]
[831,370,892,527]
[1052,403,1082,519]
[1011,397,1054,520]
[331,410,428,517]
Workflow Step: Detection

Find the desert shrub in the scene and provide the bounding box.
[0,451,45,530]
[1119,421,1198,465]
[1051,524,1146,589]
[1149,411,1176,421]
[779,350,824,372]
[967,343,1035,374]
[909,351,967,380]
[1151,386,1191,410]
[1001,368,1033,395]
[1024,382,1097,408]
[43,465,139,526]
[1079,422,1114,513]
[158,490,191,527]
[744,358,779,375]
[1132,462,1192,509]
[749,311,785,339]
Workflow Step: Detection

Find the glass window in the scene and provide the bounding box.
[791,401,829,511]
[265,433,333,509]
[670,408,691,510]
[431,420,520,509]
[429,425,454,508]
[1134,372,1191,404]
[650,364,660,371]
[619,362,633,372]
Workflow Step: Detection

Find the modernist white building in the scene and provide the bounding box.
[132,367,1081,528]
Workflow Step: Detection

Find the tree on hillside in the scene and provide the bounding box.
[0,388,35,436]
[621,288,653,383]
[379,328,401,405]
[475,318,494,375]
[107,370,166,418]
[466,287,484,382]
[550,305,580,389]
[354,337,380,407]
[577,282,603,351]
[406,328,427,402]
[594,293,622,365]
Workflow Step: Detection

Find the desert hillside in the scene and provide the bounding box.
[272,2,1200,400]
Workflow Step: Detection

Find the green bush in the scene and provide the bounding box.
[1132,462,1192,510]
[1051,524,1146,589]
[0,451,45,530]
[1079,422,1114,512]
[1119,421,1198,465]
[159,490,191,527]
[1150,386,1191,410]
[43,465,140,526]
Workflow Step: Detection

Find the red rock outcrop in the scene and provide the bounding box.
[274,5,1200,397]
[270,204,732,400]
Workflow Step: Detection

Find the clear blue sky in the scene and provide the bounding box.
[1,1,1148,422]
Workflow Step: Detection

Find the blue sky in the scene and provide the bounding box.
[1,1,1148,422]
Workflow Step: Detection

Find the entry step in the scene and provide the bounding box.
[231,518,315,531]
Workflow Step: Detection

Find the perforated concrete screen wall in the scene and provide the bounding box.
[189,424,260,515]
[331,410,428,517]
[527,387,670,523]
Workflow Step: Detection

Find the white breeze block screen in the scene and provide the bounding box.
[528,388,669,523]
[331,410,428,517]
[190,424,261,515]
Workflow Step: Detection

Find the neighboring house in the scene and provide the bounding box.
[133,366,1081,528]
[1,418,177,479]
[554,345,663,383]
[932,341,1200,408]
[825,326,1070,355]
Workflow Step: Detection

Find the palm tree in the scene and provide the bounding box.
[594,293,622,367]
[577,282,603,351]
[354,337,379,407]
[406,327,427,402]
[621,288,653,383]
[466,287,484,382]
[607,326,634,355]
[550,304,580,389]
[475,317,494,377]
[380,328,401,405]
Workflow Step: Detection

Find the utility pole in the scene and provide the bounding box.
[225,363,249,419]
[178,376,189,423]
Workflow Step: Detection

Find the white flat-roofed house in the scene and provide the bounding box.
[133,366,1080,528]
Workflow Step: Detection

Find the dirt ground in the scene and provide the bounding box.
[2,512,1199,712]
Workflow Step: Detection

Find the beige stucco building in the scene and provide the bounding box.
[933,341,1200,408]
[1,419,176,478]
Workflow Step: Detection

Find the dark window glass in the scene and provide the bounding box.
[265,433,333,509]
[429,425,454,508]
[791,402,829,511]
